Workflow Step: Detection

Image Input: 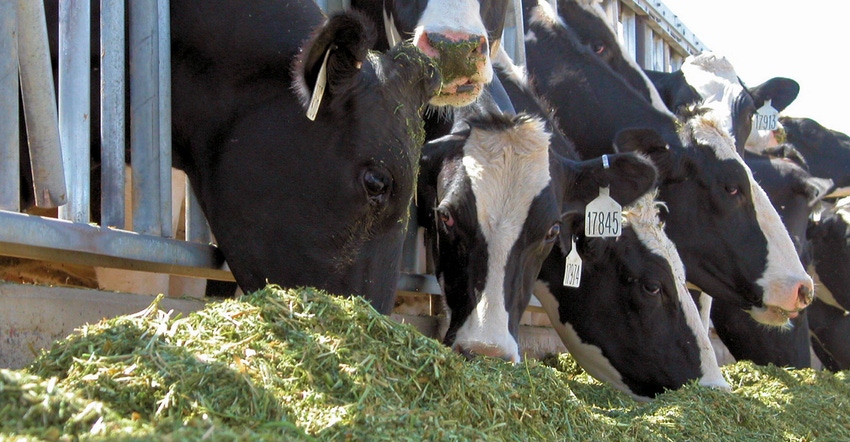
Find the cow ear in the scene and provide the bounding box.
[295,12,376,105]
[614,127,668,155]
[748,77,800,112]
[799,177,834,207]
[559,210,608,263]
[559,151,658,209]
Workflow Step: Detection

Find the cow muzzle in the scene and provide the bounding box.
[414,30,491,106]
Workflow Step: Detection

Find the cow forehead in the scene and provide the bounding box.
[462,117,553,240]
[625,193,687,289]
[689,111,741,162]
[681,53,746,129]
[418,0,487,35]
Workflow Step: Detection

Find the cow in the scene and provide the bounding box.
[708,152,831,369]
[521,0,813,326]
[807,198,850,370]
[165,1,443,314]
[778,117,850,189]
[535,190,729,401]
[351,0,509,107]
[416,88,659,362]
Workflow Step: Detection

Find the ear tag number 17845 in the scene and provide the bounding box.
[585,187,621,237]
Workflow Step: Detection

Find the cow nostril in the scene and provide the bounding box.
[798,284,814,306]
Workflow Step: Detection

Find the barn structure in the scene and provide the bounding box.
[0,0,708,368]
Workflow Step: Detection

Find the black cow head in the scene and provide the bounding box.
[535,197,728,400]
[417,111,657,362]
[171,4,440,314]
[808,200,850,311]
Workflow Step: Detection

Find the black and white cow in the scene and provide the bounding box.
[807,198,850,370]
[417,95,659,362]
[535,192,729,400]
[494,48,728,396]
[168,1,441,313]
[643,53,799,155]
[708,152,831,369]
[351,0,509,107]
[779,117,850,189]
[521,0,813,326]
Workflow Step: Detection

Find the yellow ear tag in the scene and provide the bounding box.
[585,186,622,237]
[306,48,332,121]
[563,237,582,288]
[753,99,779,131]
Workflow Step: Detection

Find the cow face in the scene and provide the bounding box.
[706,153,831,369]
[658,113,814,326]
[381,0,509,106]
[534,193,728,401]
[781,116,850,188]
[808,199,850,311]
[557,0,673,115]
[418,113,657,362]
[171,5,440,314]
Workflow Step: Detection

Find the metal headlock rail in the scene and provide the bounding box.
[0,0,536,297]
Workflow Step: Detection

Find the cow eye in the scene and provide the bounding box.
[544,223,561,243]
[641,281,662,296]
[363,169,391,205]
[437,206,455,228]
[592,41,605,54]
[725,185,740,196]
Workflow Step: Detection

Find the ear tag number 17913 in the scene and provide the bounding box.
[585,187,621,237]
[563,237,582,288]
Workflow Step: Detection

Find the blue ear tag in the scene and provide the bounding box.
[563,237,582,288]
[306,48,332,121]
[753,99,779,131]
[585,186,622,237]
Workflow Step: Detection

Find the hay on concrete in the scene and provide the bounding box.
[2,285,849,441]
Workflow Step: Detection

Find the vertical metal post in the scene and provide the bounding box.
[157,0,172,237]
[186,183,211,244]
[129,0,161,235]
[58,0,92,223]
[16,0,66,208]
[0,0,19,211]
[100,0,126,229]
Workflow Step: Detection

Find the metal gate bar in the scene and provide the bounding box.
[0,0,18,212]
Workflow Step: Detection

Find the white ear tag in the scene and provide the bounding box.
[306,48,332,121]
[753,99,779,131]
[563,237,582,288]
[585,186,622,237]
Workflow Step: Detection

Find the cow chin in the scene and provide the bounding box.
[429,82,484,107]
[747,305,797,328]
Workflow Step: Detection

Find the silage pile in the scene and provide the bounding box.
[2,285,850,441]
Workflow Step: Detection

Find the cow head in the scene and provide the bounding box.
[808,199,850,311]
[381,0,509,106]
[655,111,814,326]
[556,0,673,115]
[535,193,729,401]
[417,112,657,362]
[780,116,850,188]
[172,8,441,315]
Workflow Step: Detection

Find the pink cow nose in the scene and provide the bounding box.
[415,31,487,82]
[456,343,518,363]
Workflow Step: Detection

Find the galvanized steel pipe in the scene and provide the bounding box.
[99,0,126,229]
[0,0,19,211]
[157,0,172,238]
[58,0,92,223]
[16,0,66,208]
[129,0,161,236]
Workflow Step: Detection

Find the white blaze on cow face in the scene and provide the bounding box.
[414,0,493,107]
[625,193,729,392]
[452,117,553,363]
[527,1,565,30]
[681,52,747,139]
[691,113,814,326]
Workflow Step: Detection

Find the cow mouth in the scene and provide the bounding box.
[430,77,483,106]
[748,305,799,327]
